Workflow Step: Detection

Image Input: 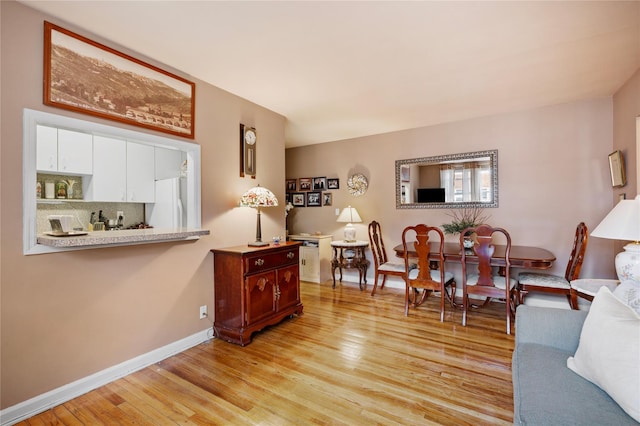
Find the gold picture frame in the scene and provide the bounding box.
[608,150,626,187]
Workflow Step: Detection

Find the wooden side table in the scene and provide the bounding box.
[331,240,370,290]
[570,278,620,308]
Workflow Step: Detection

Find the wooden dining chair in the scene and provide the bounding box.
[368,221,415,296]
[401,224,456,320]
[517,222,588,309]
[460,224,517,334]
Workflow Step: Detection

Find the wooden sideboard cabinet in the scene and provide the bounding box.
[211,241,303,346]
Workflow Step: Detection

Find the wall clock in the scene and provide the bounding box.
[240,123,257,178]
[347,173,368,197]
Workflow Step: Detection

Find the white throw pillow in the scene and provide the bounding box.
[567,286,640,422]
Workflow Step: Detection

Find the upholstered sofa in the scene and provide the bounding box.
[512,305,638,425]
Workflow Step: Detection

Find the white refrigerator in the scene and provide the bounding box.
[146,177,186,229]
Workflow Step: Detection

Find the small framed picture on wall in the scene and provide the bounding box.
[286,179,296,191]
[608,150,626,187]
[292,192,305,207]
[327,178,339,189]
[306,192,321,207]
[299,178,312,191]
[323,192,332,206]
[313,177,326,190]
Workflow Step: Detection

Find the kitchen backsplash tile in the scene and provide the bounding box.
[37,201,144,233]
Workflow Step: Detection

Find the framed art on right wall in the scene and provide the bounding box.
[608,150,626,187]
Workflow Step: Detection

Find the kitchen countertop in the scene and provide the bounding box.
[37,228,210,248]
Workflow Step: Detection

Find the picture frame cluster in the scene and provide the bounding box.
[286,177,338,207]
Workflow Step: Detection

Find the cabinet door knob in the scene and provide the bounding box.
[287,252,295,259]
[255,258,264,266]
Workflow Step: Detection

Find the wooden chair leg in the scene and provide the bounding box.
[462,294,468,326]
[506,294,512,335]
[404,283,410,316]
[439,284,445,322]
[371,272,380,296]
[568,290,579,310]
[446,281,458,308]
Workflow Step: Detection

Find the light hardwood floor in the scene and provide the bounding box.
[18,281,515,425]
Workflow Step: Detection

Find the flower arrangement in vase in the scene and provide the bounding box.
[442,207,490,248]
[285,202,294,236]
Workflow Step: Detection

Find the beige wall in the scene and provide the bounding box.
[611,68,640,261]
[1,1,287,408]
[2,0,639,413]
[613,68,639,198]
[286,98,621,285]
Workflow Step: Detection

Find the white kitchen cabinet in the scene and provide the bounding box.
[155,146,183,180]
[288,234,333,283]
[36,125,58,172]
[36,125,92,174]
[87,138,155,202]
[127,142,155,202]
[88,135,127,202]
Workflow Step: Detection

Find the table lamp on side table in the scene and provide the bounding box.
[240,185,278,247]
[337,206,362,242]
[591,194,640,282]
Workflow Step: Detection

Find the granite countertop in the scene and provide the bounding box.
[37,228,210,248]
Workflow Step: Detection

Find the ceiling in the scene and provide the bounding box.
[20,1,640,148]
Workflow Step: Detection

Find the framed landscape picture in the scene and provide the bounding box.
[44,21,195,139]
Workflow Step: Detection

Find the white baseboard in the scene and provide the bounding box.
[0,327,213,426]
[336,270,405,290]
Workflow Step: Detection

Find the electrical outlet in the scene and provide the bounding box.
[335,208,340,216]
[199,305,208,319]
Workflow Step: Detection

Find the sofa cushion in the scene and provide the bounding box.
[567,286,640,422]
[513,342,638,425]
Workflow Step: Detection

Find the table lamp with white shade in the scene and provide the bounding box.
[240,185,278,247]
[337,206,362,242]
[591,194,640,282]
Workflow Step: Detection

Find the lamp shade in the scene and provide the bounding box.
[240,185,278,247]
[336,206,362,223]
[240,185,279,208]
[591,195,640,282]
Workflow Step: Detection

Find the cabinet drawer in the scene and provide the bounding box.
[245,248,299,274]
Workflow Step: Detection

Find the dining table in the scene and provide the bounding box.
[393,242,556,270]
